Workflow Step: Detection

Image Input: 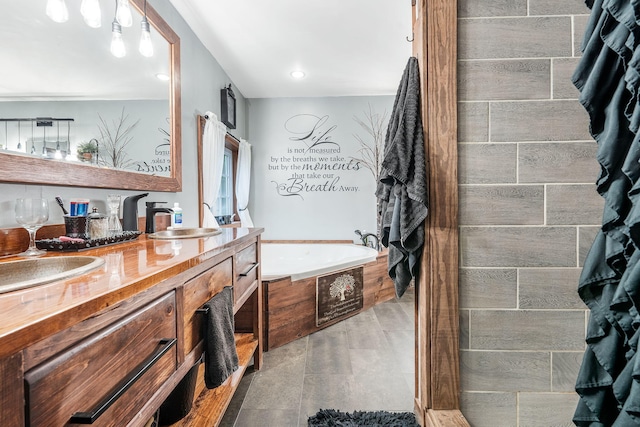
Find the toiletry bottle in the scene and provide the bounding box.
[172,202,183,228]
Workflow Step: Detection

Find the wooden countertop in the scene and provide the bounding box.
[0,227,263,359]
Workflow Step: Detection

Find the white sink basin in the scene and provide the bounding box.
[0,256,105,294]
[148,228,222,239]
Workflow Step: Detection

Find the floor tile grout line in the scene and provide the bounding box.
[297,336,309,427]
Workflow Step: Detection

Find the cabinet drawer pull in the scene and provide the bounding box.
[239,262,259,277]
[69,338,176,424]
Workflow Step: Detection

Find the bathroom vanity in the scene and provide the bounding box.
[0,227,263,426]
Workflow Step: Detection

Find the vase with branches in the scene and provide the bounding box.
[350,104,389,239]
[97,108,139,170]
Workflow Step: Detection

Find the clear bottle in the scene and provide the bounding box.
[107,194,123,236]
[171,202,183,228]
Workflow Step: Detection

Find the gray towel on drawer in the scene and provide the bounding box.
[203,286,238,389]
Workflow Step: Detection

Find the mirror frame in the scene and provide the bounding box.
[0,0,182,192]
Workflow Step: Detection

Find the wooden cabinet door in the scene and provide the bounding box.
[182,258,233,355]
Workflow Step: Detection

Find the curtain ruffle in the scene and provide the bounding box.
[574,0,640,423]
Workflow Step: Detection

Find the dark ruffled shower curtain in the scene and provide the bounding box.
[573,0,640,424]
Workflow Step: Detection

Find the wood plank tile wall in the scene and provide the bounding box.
[457,0,596,425]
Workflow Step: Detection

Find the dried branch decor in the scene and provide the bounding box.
[351,105,389,239]
[351,104,388,183]
[97,108,139,170]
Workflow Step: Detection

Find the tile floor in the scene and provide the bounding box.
[220,287,415,427]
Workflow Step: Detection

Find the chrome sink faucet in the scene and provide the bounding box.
[145,202,173,233]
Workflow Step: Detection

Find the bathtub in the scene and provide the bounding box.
[261,243,379,281]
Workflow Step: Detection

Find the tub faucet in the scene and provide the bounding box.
[354,229,380,250]
[145,202,173,233]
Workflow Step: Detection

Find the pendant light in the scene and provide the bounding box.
[42,126,48,157]
[17,121,22,151]
[81,0,102,28]
[54,122,63,159]
[30,122,36,155]
[46,0,69,23]
[139,0,153,57]
[115,0,133,27]
[65,122,74,161]
[110,19,126,58]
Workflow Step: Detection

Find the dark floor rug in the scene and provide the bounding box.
[308,409,420,427]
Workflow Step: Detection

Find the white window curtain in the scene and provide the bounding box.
[236,138,254,227]
[202,112,226,228]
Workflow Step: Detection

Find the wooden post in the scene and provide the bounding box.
[412,0,464,423]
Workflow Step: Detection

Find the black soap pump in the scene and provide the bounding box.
[122,193,149,231]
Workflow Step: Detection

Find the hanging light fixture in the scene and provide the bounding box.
[17,121,22,151]
[139,0,153,57]
[30,122,36,155]
[46,0,69,23]
[42,126,48,157]
[65,121,74,161]
[115,0,133,27]
[80,0,102,28]
[110,19,126,58]
[54,122,63,159]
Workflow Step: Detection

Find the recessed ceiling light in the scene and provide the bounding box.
[290,70,305,79]
[156,73,170,81]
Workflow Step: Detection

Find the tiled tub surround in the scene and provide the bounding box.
[458,0,597,425]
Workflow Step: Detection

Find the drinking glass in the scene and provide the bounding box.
[15,198,49,256]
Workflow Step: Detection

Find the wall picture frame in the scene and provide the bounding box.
[220,84,236,129]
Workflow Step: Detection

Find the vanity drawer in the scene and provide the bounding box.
[24,292,177,427]
[235,243,259,305]
[183,258,233,354]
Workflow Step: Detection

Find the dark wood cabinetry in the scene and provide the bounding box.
[0,228,263,427]
[25,293,177,426]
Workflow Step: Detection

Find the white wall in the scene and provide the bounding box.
[248,96,393,241]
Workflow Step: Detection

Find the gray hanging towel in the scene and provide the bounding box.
[376,56,428,298]
[202,286,239,389]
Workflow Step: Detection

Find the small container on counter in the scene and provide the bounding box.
[64,215,88,239]
[70,198,90,216]
[88,208,109,239]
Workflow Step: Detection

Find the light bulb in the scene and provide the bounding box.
[139,17,154,57]
[115,0,133,27]
[46,0,69,23]
[81,0,101,28]
[110,20,126,58]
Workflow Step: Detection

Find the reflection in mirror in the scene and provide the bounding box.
[0,0,181,191]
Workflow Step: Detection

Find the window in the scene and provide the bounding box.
[215,148,233,215]
[197,117,240,226]
[214,134,239,217]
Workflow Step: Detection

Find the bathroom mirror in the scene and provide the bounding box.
[0,0,182,191]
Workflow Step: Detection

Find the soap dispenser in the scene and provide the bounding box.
[122,193,148,231]
[171,202,183,228]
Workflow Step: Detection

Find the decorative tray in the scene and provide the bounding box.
[36,231,142,252]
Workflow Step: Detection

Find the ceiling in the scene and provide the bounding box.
[0,0,169,101]
[169,0,414,99]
